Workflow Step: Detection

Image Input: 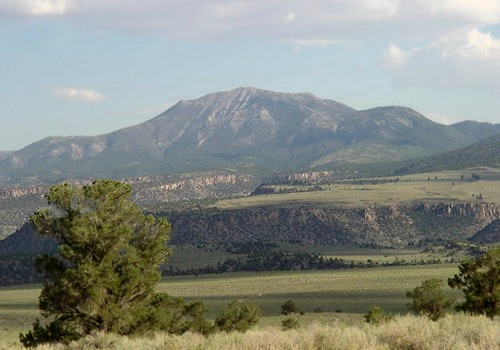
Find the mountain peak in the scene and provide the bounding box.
[0,87,495,186]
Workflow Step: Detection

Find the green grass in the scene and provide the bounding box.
[216,167,500,209]
[0,284,40,345]
[277,243,465,264]
[0,264,463,346]
[157,265,461,317]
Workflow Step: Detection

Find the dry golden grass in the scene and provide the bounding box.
[2,314,498,350]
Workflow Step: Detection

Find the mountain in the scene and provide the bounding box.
[0,87,496,186]
[395,134,500,175]
[451,121,500,140]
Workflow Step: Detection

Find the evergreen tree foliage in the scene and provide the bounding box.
[448,247,500,319]
[215,301,259,332]
[406,278,454,321]
[281,300,300,315]
[20,180,171,346]
[180,300,216,335]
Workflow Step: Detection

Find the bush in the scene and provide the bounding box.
[406,278,454,321]
[282,317,300,330]
[364,306,393,325]
[281,300,300,315]
[215,301,259,333]
[181,301,216,336]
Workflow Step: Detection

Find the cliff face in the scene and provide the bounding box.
[132,172,257,204]
[167,202,500,248]
[0,171,258,238]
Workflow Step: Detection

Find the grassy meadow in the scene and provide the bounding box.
[0,264,465,347]
[216,167,500,208]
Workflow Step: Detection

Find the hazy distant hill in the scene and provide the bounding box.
[451,121,500,140]
[0,87,496,186]
[395,134,500,174]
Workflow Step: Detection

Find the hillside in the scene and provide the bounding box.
[395,134,500,175]
[451,120,500,140]
[0,87,493,186]
[469,219,500,244]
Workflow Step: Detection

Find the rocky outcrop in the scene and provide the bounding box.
[0,186,46,198]
[132,172,257,204]
[167,202,500,248]
[417,202,499,220]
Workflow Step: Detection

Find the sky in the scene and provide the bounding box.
[1,1,500,150]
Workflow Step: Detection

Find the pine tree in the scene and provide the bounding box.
[448,247,500,319]
[20,180,171,346]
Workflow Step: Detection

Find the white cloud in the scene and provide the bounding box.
[0,0,498,42]
[52,88,106,102]
[29,0,69,15]
[417,0,500,23]
[289,38,349,48]
[285,11,296,23]
[380,27,500,92]
[0,0,71,17]
[450,28,500,61]
[2,0,500,93]
[382,45,414,68]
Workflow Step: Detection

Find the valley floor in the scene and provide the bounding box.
[0,265,465,347]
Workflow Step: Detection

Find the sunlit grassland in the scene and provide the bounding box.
[0,264,463,346]
[157,265,461,318]
[0,285,40,345]
[216,168,500,209]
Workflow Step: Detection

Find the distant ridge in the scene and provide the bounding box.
[395,134,500,175]
[0,87,497,186]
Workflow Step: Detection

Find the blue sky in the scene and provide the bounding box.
[1,1,500,150]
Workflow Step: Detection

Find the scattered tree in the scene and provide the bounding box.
[448,247,500,319]
[406,279,454,321]
[20,180,171,346]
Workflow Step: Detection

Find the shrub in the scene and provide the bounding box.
[364,306,393,325]
[215,301,259,333]
[406,278,454,321]
[181,301,216,336]
[281,300,300,315]
[282,317,300,330]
